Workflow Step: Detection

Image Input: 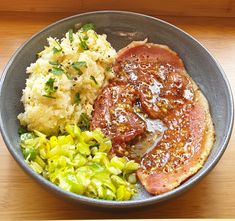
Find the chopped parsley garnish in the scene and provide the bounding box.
[81,23,95,32]
[72,61,87,69]
[65,73,72,80]
[49,63,70,78]
[49,60,59,65]
[74,92,81,105]
[18,127,27,135]
[72,61,87,75]
[44,78,57,97]
[50,67,64,75]
[77,69,83,76]
[90,75,98,85]
[78,113,90,131]
[68,29,73,43]
[52,40,62,54]
[79,36,89,50]
[42,95,56,99]
[83,35,89,41]
[52,47,61,54]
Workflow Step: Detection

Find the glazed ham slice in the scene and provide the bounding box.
[92,40,214,195]
[113,41,214,195]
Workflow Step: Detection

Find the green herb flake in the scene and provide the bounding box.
[72,61,87,75]
[74,92,81,105]
[68,29,73,43]
[78,113,90,131]
[83,35,89,41]
[50,67,64,75]
[65,72,72,80]
[72,61,87,69]
[42,95,56,99]
[52,47,61,54]
[44,78,57,96]
[52,40,62,54]
[49,61,59,66]
[77,69,83,76]
[18,127,27,135]
[81,23,95,32]
[90,75,98,85]
[79,37,89,50]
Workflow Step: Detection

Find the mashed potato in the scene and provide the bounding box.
[18,25,117,135]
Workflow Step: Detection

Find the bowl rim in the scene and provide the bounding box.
[0,10,234,208]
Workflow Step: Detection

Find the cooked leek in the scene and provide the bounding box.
[19,125,139,201]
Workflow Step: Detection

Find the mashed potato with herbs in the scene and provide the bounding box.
[18,24,117,135]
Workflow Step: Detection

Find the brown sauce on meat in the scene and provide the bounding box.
[141,105,194,173]
[92,55,194,160]
[113,56,196,169]
[91,82,145,156]
[91,42,212,195]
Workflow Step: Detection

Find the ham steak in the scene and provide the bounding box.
[91,40,214,195]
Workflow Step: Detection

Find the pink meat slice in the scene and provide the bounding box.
[112,41,214,195]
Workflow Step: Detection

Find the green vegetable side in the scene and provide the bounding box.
[19,125,139,201]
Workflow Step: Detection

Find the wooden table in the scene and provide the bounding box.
[0,12,235,219]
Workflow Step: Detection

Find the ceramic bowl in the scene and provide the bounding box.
[0,11,233,208]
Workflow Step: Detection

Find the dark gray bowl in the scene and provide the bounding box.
[0,11,233,208]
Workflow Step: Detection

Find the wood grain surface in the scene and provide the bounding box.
[0,0,235,17]
[0,12,235,220]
